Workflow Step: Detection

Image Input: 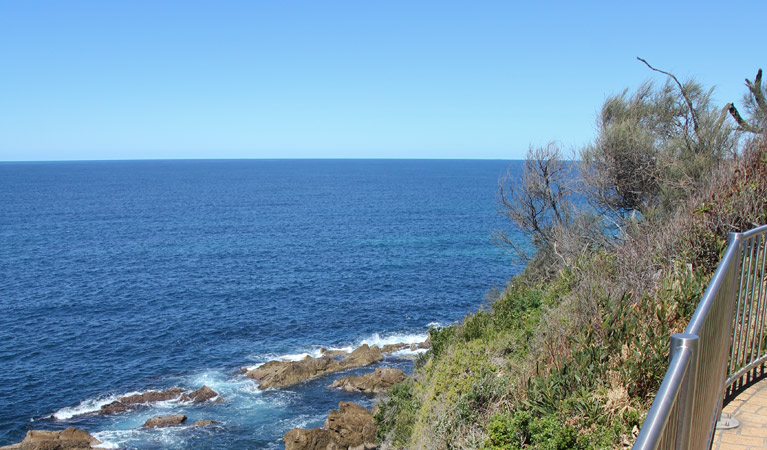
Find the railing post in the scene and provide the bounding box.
[715,232,744,434]
[672,333,699,450]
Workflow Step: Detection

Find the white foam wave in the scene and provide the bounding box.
[278,351,320,362]
[244,362,264,371]
[53,386,196,421]
[358,331,428,348]
[245,346,353,369]
[189,370,262,396]
[245,330,429,368]
[53,391,141,420]
[93,427,187,449]
[92,438,121,450]
[392,347,429,357]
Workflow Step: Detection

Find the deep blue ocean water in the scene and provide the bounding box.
[0,159,524,449]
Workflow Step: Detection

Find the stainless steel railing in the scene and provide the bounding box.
[633,224,767,450]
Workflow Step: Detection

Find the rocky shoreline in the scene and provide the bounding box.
[328,367,406,394]
[0,428,101,450]
[273,339,429,450]
[284,402,377,450]
[6,337,429,450]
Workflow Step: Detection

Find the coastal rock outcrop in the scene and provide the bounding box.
[380,338,430,356]
[319,348,349,358]
[381,343,410,354]
[180,385,220,403]
[283,428,334,450]
[0,427,101,450]
[99,386,219,415]
[328,368,405,394]
[144,414,188,428]
[192,420,220,427]
[283,402,377,450]
[246,344,383,389]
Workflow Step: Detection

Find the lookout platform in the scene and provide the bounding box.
[712,375,767,449]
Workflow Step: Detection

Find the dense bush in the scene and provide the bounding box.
[375,67,767,449]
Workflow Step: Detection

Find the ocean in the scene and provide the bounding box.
[0,159,525,449]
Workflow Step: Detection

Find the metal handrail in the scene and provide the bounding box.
[633,224,767,450]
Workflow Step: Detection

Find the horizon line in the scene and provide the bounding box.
[1,156,522,163]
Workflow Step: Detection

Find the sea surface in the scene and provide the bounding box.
[0,159,525,449]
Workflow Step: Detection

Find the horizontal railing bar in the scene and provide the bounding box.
[740,224,767,239]
[724,354,767,388]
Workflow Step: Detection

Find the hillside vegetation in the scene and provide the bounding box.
[375,65,767,449]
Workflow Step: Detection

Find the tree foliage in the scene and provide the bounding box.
[581,76,734,219]
[728,69,767,134]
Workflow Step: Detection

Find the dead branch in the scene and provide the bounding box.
[746,69,765,112]
[637,57,699,133]
[726,103,759,133]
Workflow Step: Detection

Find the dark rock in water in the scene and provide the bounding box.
[192,420,220,427]
[99,387,186,415]
[246,344,383,389]
[144,414,187,428]
[328,367,406,394]
[98,386,220,415]
[381,343,410,354]
[180,385,218,403]
[344,344,383,366]
[283,402,377,450]
[120,388,186,404]
[0,427,101,450]
[99,400,128,415]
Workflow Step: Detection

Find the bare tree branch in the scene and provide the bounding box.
[746,69,765,112]
[637,57,699,133]
[726,103,759,133]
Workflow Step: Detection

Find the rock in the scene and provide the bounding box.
[192,420,220,427]
[180,385,218,403]
[381,338,430,355]
[328,368,405,394]
[98,386,220,415]
[143,414,187,428]
[320,348,349,358]
[283,402,377,450]
[324,402,376,448]
[380,343,409,354]
[0,427,101,450]
[246,344,383,389]
[99,387,186,415]
[99,400,128,415]
[247,355,336,389]
[344,345,383,366]
[120,388,186,404]
[283,428,334,450]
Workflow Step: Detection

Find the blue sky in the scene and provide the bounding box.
[1,1,764,161]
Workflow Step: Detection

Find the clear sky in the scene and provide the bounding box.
[1,1,764,161]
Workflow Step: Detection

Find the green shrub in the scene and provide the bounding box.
[374,378,419,447]
[427,325,457,360]
[484,410,577,450]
